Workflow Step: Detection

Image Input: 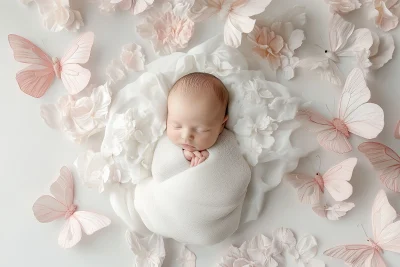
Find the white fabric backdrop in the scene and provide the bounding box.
[1,0,399,266]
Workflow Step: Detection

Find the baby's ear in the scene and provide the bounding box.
[220,115,228,133]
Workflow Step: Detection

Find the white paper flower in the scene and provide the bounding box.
[126,231,165,267]
[106,59,126,86]
[176,244,196,267]
[290,235,325,267]
[364,0,400,31]
[325,0,361,14]
[137,2,194,55]
[271,228,297,255]
[74,150,124,193]
[91,0,154,14]
[112,0,154,15]
[241,79,274,105]
[34,0,83,32]
[120,43,146,71]
[40,84,112,143]
[233,107,278,150]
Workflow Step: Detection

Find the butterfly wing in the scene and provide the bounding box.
[329,13,354,53]
[50,166,74,208]
[298,109,352,153]
[324,245,386,267]
[8,34,55,97]
[358,142,400,192]
[372,190,400,254]
[395,120,400,139]
[323,158,357,201]
[58,216,82,249]
[287,174,321,205]
[60,64,91,95]
[8,34,52,66]
[32,195,68,223]
[339,68,384,139]
[16,65,55,98]
[61,32,94,65]
[60,32,94,94]
[297,57,343,86]
[73,211,111,235]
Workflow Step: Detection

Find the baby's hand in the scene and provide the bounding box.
[183,149,209,167]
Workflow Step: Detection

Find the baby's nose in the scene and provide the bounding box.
[181,129,194,141]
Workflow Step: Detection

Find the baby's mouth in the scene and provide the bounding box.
[182,144,196,150]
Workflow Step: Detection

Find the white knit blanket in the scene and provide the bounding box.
[134,130,251,245]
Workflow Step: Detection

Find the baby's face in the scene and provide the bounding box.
[167,92,227,152]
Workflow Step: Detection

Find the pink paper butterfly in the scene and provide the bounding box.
[359,142,400,193]
[32,166,111,248]
[298,68,384,154]
[287,158,357,205]
[395,120,400,139]
[324,189,400,266]
[8,32,94,98]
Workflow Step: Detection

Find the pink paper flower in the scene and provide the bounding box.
[137,2,194,55]
[364,0,400,31]
[248,25,285,71]
[34,0,83,32]
[120,43,145,71]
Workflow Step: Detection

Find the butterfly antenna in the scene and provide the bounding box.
[357,224,369,239]
[325,104,334,118]
[316,155,321,172]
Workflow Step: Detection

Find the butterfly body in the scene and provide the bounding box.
[52,57,62,78]
[65,204,77,219]
[8,32,94,98]
[32,166,110,248]
[325,50,340,62]
[299,68,384,154]
[332,118,350,137]
[325,190,400,266]
[315,173,325,192]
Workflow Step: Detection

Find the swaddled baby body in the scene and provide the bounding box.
[133,73,251,245]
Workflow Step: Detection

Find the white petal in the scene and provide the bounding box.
[272,228,296,255]
[370,33,395,70]
[106,59,126,85]
[120,43,146,71]
[296,234,318,262]
[176,244,196,267]
[288,29,305,52]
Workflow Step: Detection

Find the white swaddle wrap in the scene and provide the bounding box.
[134,130,251,245]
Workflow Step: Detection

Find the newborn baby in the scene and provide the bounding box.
[134,72,251,244]
[167,72,229,167]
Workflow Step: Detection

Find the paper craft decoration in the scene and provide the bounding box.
[176,244,196,267]
[312,202,355,220]
[190,0,272,48]
[298,14,373,85]
[247,6,306,80]
[32,166,111,248]
[357,32,395,75]
[288,158,357,205]
[291,234,326,267]
[324,0,361,14]
[363,0,400,31]
[298,68,384,154]
[8,32,94,98]
[396,120,400,139]
[126,230,165,267]
[359,142,400,192]
[324,189,400,266]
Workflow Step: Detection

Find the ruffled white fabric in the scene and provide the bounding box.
[101,36,307,243]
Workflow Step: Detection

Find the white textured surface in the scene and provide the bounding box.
[1,0,399,266]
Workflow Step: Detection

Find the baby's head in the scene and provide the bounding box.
[167,72,229,152]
